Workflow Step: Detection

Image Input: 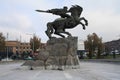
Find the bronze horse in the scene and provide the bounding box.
[36,5,88,39]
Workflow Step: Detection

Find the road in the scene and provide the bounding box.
[0,61,120,80]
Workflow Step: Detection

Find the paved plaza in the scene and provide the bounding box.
[0,61,120,80]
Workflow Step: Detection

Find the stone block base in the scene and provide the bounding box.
[23,37,80,70]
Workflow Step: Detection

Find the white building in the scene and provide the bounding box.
[77,39,86,58]
[77,39,85,50]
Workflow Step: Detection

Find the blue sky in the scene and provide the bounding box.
[0,0,120,42]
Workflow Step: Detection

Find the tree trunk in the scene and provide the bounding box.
[88,51,92,59]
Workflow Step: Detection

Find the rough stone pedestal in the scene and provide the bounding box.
[23,37,80,70]
[46,37,80,70]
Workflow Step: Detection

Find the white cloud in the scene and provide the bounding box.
[0,13,32,29]
[0,13,33,42]
[68,10,120,42]
[14,14,32,29]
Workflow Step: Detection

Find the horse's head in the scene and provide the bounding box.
[69,5,83,18]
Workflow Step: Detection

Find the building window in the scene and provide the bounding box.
[16,46,18,49]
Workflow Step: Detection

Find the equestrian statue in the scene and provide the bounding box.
[36,5,88,39]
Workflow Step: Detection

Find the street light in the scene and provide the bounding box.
[6,33,9,61]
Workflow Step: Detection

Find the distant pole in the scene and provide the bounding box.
[18,35,21,56]
[6,33,8,61]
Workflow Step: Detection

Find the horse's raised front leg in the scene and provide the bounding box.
[79,22,86,30]
[80,17,88,26]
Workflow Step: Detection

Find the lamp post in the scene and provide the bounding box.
[6,33,9,61]
[91,39,94,58]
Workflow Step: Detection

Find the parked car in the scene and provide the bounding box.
[24,56,33,60]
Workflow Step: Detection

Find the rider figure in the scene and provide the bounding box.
[47,6,70,18]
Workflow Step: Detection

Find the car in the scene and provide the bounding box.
[24,56,33,60]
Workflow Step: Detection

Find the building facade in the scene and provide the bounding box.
[5,41,31,55]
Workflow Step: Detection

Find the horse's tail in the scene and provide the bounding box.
[45,22,54,39]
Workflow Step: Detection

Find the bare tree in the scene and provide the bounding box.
[30,35,41,52]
